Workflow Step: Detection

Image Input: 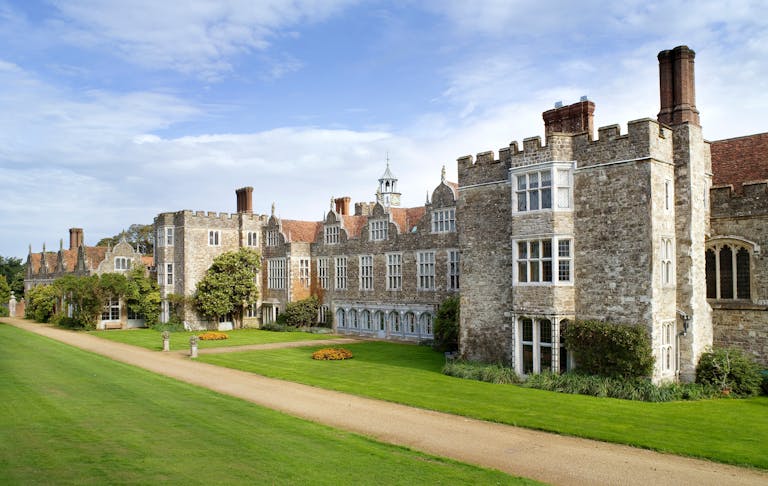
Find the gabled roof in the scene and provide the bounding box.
[28,246,108,274]
[711,132,768,193]
[341,215,368,238]
[281,220,322,243]
[390,207,426,233]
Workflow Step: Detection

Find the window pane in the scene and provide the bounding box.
[530,190,539,210]
[518,242,527,259]
[558,240,570,257]
[541,188,552,209]
[543,261,552,282]
[522,319,533,342]
[540,346,552,372]
[542,241,552,258]
[558,260,570,281]
[540,320,552,343]
[557,187,570,208]
[517,176,526,191]
[530,242,539,259]
[517,192,527,211]
[529,173,538,189]
[523,345,534,374]
[518,262,528,282]
[736,248,750,299]
[705,249,716,298]
[719,246,733,299]
[540,171,551,187]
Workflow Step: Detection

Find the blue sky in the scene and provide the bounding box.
[1,0,767,258]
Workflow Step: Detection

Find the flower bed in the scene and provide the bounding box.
[312,348,353,360]
[198,332,229,341]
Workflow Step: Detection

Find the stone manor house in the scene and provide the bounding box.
[27,46,767,382]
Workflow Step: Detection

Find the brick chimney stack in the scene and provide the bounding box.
[334,197,351,216]
[235,187,254,213]
[657,45,700,126]
[542,99,595,137]
[69,228,83,250]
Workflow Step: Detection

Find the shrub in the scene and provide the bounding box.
[198,331,229,340]
[562,320,654,378]
[25,285,58,323]
[312,348,353,360]
[261,322,298,332]
[52,315,84,330]
[282,296,321,327]
[442,360,521,384]
[152,319,185,332]
[695,347,762,397]
[524,372,719,402]
[433,296,459,352]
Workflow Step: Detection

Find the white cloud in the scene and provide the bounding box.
[47,0,355,79]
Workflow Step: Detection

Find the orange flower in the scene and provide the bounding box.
[198,332,229,340]
[312,348,353,360]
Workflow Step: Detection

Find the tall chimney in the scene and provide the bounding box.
[235,187,254,214]
[69,228,83,250]
[542,99,595,137]
[657,46,700,126]
[334,197,351,216]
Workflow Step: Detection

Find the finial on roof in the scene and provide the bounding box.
[426,190,430,204]
[60,238,63,250]
[28,244,32,254]
[376,187,382,204]
[441,165,446,183]
[271,202,275,217]
[42,242,46,252]
[330,196,335,211]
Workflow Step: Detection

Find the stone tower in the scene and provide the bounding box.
[658,46,712,381]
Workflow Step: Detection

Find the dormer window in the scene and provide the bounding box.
[325,225,340,245]
[432,208,456,233]
[267,230,280,247]
[369,220,388,241]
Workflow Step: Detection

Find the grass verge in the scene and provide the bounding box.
[198,341,768,469]
[88,327,334,351]
[0,323,531,485]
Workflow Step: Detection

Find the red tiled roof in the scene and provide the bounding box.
[28,246,108,274]
[281,220,322,243]
[390,206,426,233]
[342,214,368,238]
[446,181,459,198]
[711,132,768,193]
[142,255,154,267]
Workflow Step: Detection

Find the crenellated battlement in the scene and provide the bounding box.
[458,117,674,189]
[711,181,768,218]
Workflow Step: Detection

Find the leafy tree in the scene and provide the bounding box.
[282,296,320,327]
[0,275,10,316]
[0,255,24,295]
[125,266,161,327]
[96,224,154,255]
[25,284,58,323]
[696,347,762,397]
[194,248,261,329]
[433,296,460,352]
[54,275,103,330]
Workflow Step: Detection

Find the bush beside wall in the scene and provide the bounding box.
[562,320,654,379]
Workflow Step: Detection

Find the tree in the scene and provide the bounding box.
[0,275,10,316]
[25,284,58,323]
[54,275,103,329]
[281,296,320,327]
[433,296,460,352]
[96,224,154,255]
[194,248,261,329]
[125,266,161,327]
[0,255,24,295]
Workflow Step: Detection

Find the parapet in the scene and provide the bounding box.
[711,181,768,218]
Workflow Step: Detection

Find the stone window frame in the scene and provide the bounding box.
[114,257,131,271]
[705,237,757,301]
[660,237,675,286]
[267,258,286,290]
[516,316,560,375]
[266,230,280,247]
[417,250,436,290]
[431,208,456,233]
[369,220,388,241]
[246,303,258,318]
[660,320,675,374]
[511,161,574,213]
[325,225,340,245]
[318,304,329,324]
[386,252,402,290]
[208,230,221,246]
[359,254,373,291]
[317,258,330,290]
[299,258,310,288]
[246,231,258,247]
[447,249,460,291]
[513,236,573,286]
[166,263,173,286]
[335,256,348,290]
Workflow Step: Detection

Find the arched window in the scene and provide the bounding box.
[404,312,416,334]
[360,310,370,330]
[349,309,358,329]
[336,309,346,328]
[374,311,385,331]
[419,313,433,335]
[706,242,752,300]
[389,311,400,333]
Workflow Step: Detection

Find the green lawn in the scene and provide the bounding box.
[89,327,335,351]
[198,341,768,469]
[0,323,532,485]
